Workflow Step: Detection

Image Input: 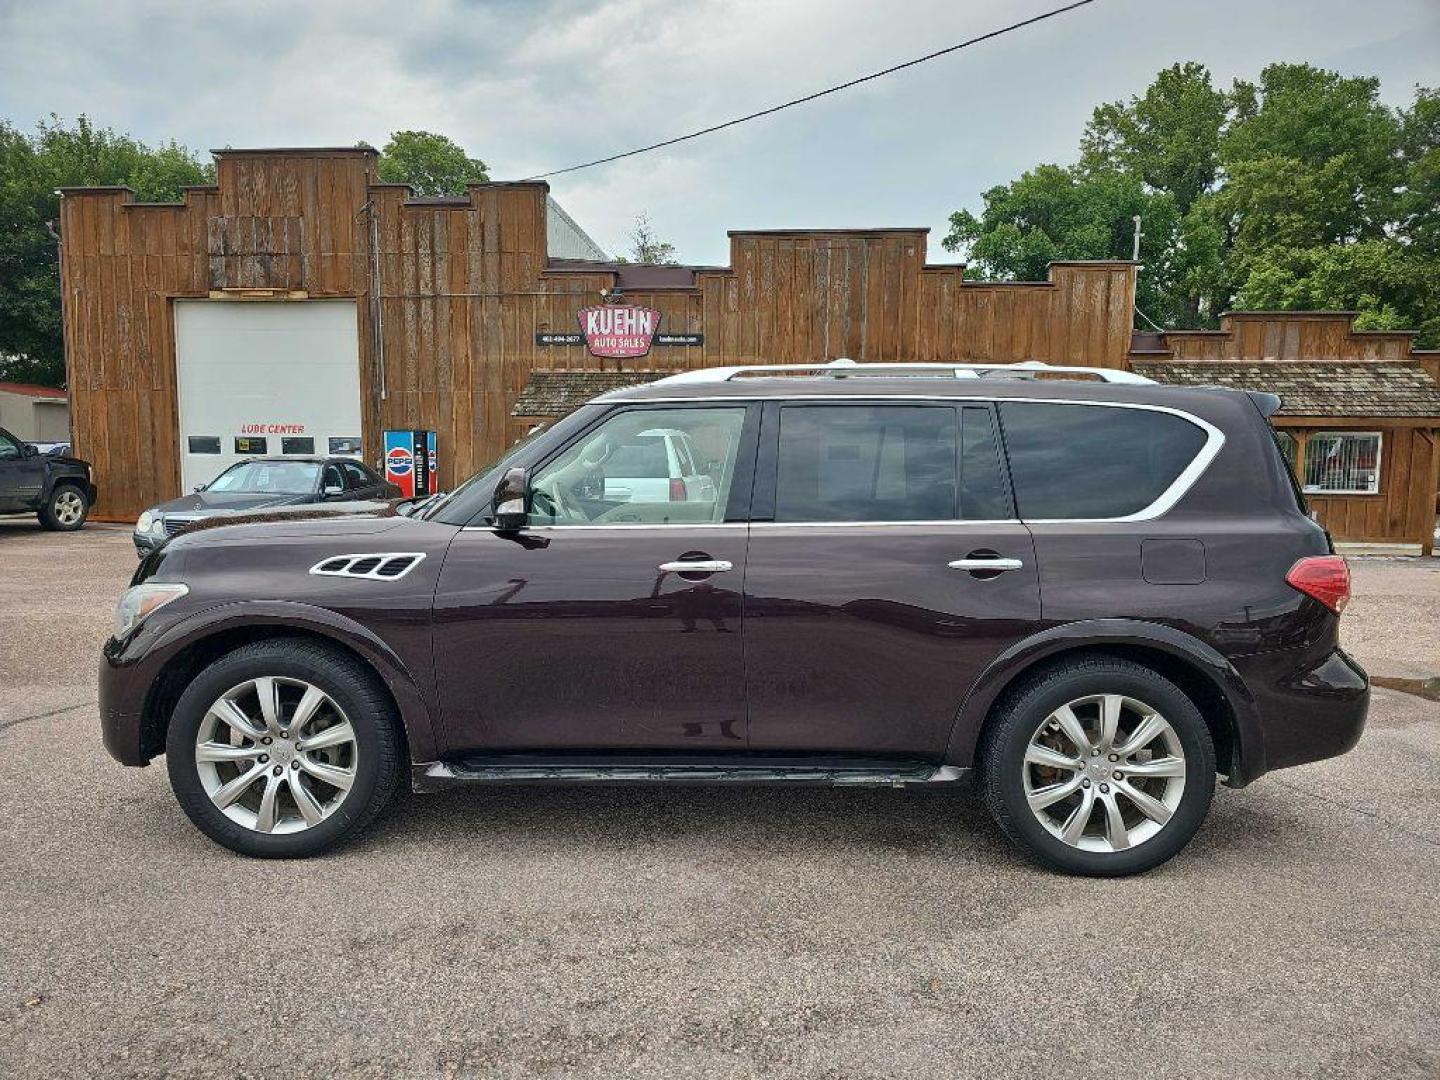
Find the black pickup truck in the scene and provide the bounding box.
[0,425,97,530]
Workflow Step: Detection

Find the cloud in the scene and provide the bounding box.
[2,0,1436,264]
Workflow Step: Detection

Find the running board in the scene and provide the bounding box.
[412,758,965,793]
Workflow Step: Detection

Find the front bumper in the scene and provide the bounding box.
[99,635,151,765]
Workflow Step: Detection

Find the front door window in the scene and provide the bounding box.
[528,407,746,526]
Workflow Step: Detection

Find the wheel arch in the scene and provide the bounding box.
[136,605,436,765]
[946,621,1266,787]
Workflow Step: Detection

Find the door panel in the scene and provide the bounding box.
[743,523,1039,755]
[742,400,1037,757]
[0,431,44,510]
[432,526,748,752]
[431,402,758,755]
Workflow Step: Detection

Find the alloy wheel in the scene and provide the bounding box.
[53,490,84,525]
[194,677,358,834]
[1021,693,1187,853]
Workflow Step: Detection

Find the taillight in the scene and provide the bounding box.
[669,477,686,502]
[1286,556,1350,614]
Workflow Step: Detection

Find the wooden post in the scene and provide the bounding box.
[1292,429,1309,491]
[1423,427,1440,558]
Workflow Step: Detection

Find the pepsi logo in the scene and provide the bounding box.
[386,445,413,477]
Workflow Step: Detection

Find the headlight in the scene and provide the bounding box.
[136,511,153,534]
[114,582,189,638]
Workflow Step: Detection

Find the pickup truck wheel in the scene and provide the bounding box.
[979,656,1215,877]
[165,639,402,858]
[38,484,89,530]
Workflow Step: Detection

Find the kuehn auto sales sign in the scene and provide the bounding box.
[533,304,704,355]
[578,304,660,358]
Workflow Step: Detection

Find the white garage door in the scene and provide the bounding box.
[174,301,363,492]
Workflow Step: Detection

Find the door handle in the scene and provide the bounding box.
[948,557,1024,572]
[659,559,733,573]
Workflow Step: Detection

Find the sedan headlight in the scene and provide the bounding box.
[114,582,189,638]
[136,511,154,534]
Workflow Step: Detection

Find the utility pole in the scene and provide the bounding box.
[1131,215,1143,262]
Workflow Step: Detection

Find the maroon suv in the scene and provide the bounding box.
[99,361,1368,875]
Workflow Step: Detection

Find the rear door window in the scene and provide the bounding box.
[773,405,958,522]
[998,402,1208,520]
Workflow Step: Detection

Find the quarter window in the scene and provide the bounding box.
[529,407,746,526]
[999,402,1209,520]
[1302,432,1381,495]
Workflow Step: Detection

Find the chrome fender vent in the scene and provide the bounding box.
[309,553,426,581]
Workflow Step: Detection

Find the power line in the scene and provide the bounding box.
[518,0,1100,182]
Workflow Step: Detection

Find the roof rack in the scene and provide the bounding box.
[650,358,1154,386]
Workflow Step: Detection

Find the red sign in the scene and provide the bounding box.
[578,305,660,359]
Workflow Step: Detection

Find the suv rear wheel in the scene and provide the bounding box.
[165,639,402,857]
[38,483,89,530]
[980,656,1215,876]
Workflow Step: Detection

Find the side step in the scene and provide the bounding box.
[412,755,965,793]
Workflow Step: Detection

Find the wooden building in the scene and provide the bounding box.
[56,147,1136,521]
[55,147,1440,552]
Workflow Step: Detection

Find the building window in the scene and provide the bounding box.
[1302,432,1382,495]
[281,437,315,454]
[187,436,221,454]
[235,436,268,455]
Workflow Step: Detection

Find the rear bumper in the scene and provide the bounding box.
[1237,646,1369,778]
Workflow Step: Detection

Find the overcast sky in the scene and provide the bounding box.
[2,0,1437,264]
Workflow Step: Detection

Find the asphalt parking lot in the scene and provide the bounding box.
[1,519,1437,1079]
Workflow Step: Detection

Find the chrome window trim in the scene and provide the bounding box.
[466,395,1225,528]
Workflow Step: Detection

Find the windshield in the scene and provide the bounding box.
[418,423,550,521]
[206,461,321,495]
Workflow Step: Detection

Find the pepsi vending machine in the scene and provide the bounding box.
[383,430,438,498]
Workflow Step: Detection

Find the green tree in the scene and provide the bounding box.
[614,213,678,265]
[1080,61,1227,215]
[0,116,213,386]
[946,62,1440,346]
[943,165,1184,326]
[374,130,488,196]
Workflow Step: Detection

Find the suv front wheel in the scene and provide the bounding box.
[980,656,1216,876]
[166,639,403,857]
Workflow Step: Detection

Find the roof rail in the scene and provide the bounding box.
[650,358,1154,386]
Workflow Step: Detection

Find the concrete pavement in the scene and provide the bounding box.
[1,520,1436,1079]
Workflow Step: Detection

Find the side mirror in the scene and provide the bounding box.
[493,466,529,531]
[22,443,38,458]
[322,483,345,499]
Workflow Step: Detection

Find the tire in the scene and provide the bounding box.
[165,639,403,858]
[38,483,89,530]
[979,655,1216,877]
